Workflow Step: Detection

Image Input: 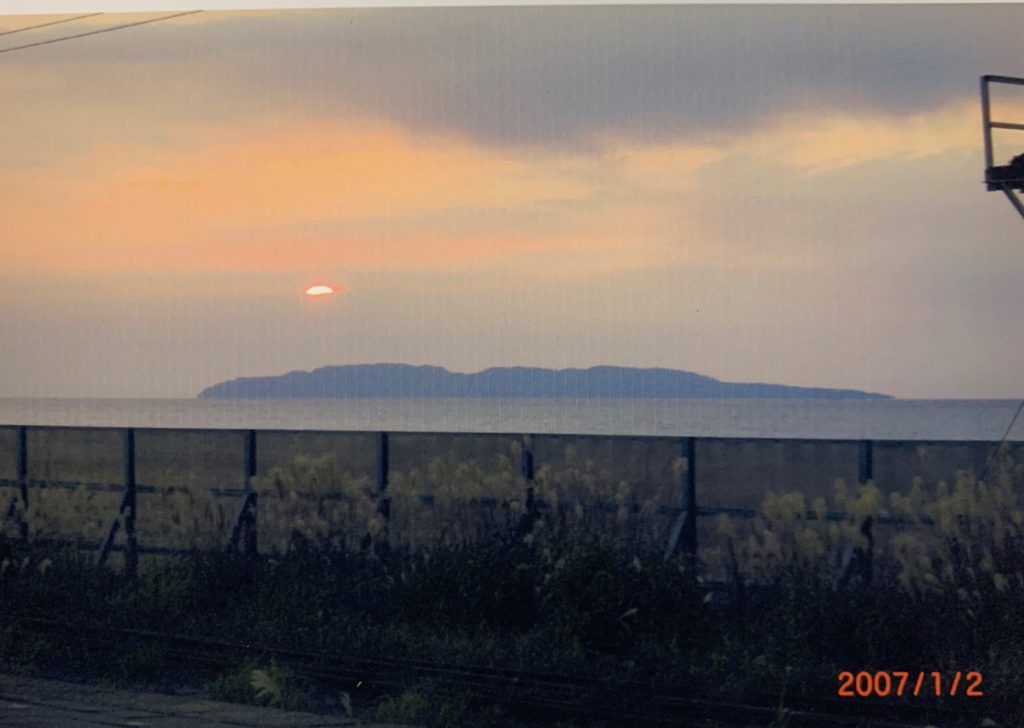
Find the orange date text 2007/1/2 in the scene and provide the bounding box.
[837,671,983,698]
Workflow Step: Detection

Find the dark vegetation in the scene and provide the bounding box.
[1,506,1020,727]
[3,443,1023,726]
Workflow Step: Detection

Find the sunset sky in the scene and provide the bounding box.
[1,5,1024,399]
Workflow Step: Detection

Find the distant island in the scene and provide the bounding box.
[198,364,891,400]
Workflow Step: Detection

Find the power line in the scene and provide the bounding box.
[0,13,102,37]
[0,10,201,56]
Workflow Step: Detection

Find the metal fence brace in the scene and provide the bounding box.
[833,440,876,589]
[837,515,875,590]
[95,429,138,577]
[664,437,697,562]
[226,429,258,557]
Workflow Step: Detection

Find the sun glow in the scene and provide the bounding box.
[305,284,338,297]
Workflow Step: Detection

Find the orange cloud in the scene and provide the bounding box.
[0,134,664,283]
[745,99,1024,174]
[604,140,726,192]
[1,119,600,277]
[6,92,1004,288]
[95,121,593,224]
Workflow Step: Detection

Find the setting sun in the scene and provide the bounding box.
[305,284,343,297]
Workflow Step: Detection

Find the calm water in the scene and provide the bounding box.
[0,397,1022,441]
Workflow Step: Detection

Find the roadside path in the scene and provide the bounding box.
[0,674,408,727]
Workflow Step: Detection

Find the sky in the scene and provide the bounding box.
[1,5,1024,400]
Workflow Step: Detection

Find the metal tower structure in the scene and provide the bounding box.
[981,74,1024,220]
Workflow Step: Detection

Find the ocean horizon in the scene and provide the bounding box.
[2,396,1023,442]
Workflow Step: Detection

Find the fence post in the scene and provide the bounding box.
[122,429,138,578]
[517,435,536,536]
[4,427,29,540]
[16,426,28,540]
[858,440,874,484]
[242,429,258,557]
[664,437,697,563]
[375,432,390,552]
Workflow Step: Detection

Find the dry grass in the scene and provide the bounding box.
[5,430,1024,611]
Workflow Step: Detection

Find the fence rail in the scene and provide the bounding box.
[1,424,1019,578]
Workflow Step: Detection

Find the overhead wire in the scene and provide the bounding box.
[0,10,201,56]
[0,13,102,37]
[978,397,1024,483]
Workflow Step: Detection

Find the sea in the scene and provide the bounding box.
[1,397,1023,442]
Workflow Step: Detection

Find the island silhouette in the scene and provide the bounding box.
[198,364,891,400]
